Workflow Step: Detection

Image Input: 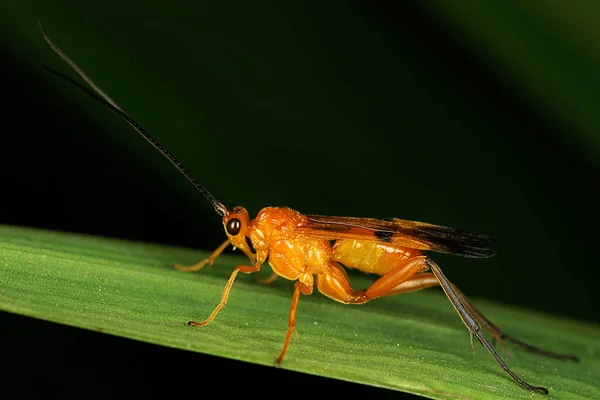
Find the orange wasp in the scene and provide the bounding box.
[41,21,578,395]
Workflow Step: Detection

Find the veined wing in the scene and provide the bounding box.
[298,215,495,258]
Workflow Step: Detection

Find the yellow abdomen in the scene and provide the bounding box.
[332,239,419,276]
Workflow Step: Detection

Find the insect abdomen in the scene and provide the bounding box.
[332,239,419,276]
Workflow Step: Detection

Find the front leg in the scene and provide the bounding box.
[172,240,230,272]
[187,262,263,327]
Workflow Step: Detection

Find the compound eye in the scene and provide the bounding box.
[226,218,241,236]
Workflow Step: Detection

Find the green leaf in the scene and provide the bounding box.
[1,225,598,399]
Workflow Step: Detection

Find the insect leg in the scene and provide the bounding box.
[316,256,429,304]
[364,256,433,299]
[377,273,439,295]
[390,273,578,361]
[172,240,230,272]
[257,271,279,285]
[425,258,549,395]
[450,283,579,362]
[187,263,260,327]
[275,281,312,367]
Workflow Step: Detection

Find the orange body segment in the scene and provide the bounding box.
[332,239,419,275]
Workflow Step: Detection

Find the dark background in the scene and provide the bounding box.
[1,1,598,398]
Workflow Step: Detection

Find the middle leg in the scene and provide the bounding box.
[187,263,261,327]
[275,281,313,367]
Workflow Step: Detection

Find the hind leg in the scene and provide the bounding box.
[316,256,431,304]
[316,256,552,394]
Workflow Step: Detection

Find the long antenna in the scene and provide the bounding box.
[39,19,228,218]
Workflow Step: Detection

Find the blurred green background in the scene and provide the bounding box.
[1,1,599,398]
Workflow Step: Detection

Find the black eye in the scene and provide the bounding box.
[226,218,241,236]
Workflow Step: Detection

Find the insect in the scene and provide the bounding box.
[40,20,579,395]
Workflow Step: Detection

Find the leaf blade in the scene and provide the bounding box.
[1,225,598,399]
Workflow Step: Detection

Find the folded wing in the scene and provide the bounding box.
[298,215,495,258]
